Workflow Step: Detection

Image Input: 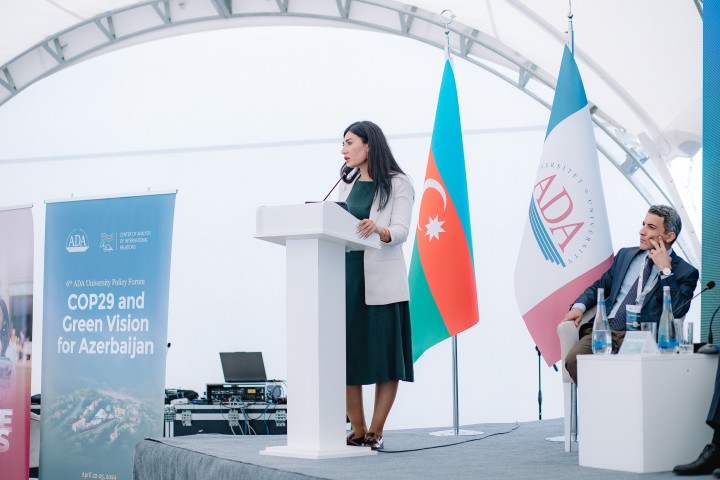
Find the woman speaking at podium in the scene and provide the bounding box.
[338,121,415,451]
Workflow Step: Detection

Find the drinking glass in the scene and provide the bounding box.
[640,322,657,341]
[679,321,694,354]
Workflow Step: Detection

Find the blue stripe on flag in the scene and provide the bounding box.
[528,201,555,262]
[431,59,474,260]
[545,46,588,140]
[528,202,552,260]
[529,200,566,267]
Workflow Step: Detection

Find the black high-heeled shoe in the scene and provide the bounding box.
[363,432,384,451]
[346,432,365,446]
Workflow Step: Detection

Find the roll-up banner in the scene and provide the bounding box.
[0,206,34,480]
[40,193,176,480]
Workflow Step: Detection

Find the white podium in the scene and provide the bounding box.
[578,354,717,473]
[255,202,380,459]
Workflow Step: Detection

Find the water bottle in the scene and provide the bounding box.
[592,288,612,354]
[658,286,678,353]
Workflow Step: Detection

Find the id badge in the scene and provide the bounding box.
[626,304,642,331]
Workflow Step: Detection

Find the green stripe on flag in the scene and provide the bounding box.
[409,241,450,362]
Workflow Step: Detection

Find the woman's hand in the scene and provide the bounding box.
[357,219,379,239]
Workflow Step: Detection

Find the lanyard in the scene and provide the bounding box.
[636,255,650,305]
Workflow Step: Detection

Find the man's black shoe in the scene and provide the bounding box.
[674,444,720,475]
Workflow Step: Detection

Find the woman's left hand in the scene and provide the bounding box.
[357,219,380,239]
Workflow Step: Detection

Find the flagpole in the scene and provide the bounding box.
[567,0,574,53]
[429,11,481,438]
[431,334,481,437]
[452,336,459,433]
[441,9,453,60]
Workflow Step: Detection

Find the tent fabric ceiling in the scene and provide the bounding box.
[421,0,703,155]
[0,0,704,266]
[0,0,702,159]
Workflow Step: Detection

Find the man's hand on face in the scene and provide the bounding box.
[648,236,672,271]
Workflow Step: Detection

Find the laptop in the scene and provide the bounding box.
[219,352,267,383]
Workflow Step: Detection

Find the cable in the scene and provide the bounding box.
[220,398,247,435]
[267,384,284,402]
[216,398,282,436]
[378,423,520,454]
[238,404,257,435]
[220,409,241,435]
[262,401,271,434]
[237,403,246,435]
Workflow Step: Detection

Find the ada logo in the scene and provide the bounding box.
[529,172,586,269]
[66,229,90,253]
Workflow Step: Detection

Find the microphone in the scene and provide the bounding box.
[341,165,361,184]
[673,281,715,317]
[322,165,360,201]
[698,303,720,354]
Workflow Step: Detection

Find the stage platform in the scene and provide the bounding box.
[133,418,679,479]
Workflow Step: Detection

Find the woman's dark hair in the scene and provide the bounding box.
[344,121,404,211]
[0,299,9,358]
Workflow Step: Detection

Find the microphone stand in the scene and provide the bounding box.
[536,346,542,420]
[164,342,174,437]
[698,304,720,354]
[321,167,359,201]
[673,281,715,318]
[322,177,344,202]
[535,346,559,420]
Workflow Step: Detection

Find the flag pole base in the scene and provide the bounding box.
[429,429,483,437]
[546,435,577,443]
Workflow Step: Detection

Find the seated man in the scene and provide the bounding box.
[563,204,699,384]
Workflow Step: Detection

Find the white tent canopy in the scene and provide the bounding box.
[0,0,703,264]
[0,0,703,154]
[0,1,703,136]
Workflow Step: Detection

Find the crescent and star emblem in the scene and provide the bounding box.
[420,178,447,241]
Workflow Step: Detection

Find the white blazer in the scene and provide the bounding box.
[338,173,415,305]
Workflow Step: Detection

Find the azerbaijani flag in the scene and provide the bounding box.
[409,59,479,362]
[514,46,614,366]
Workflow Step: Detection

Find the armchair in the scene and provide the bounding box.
[557,306,596,452]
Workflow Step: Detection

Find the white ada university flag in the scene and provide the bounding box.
[514,45,614,366]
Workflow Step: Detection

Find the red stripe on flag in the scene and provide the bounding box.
[521,255,614,366]
[417,151,478,335]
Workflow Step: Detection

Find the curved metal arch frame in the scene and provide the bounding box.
[0,0,699,264]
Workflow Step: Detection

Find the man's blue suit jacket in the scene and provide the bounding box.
[575,246,699,324]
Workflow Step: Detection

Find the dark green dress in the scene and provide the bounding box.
[345,180,414,385]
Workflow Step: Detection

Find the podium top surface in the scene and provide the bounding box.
[255,202,380,251]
